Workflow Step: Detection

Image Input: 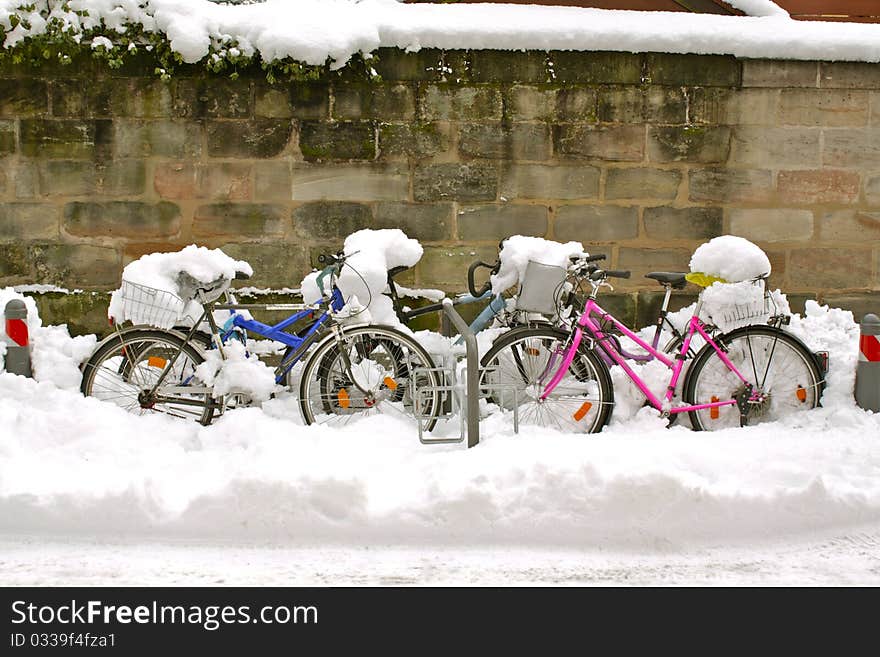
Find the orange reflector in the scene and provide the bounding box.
[147,356,167,369]
[573,401,592,422]
[796,385,807,403]
[383,376,398,390]
[710,396,720,420]
[337,388,350,409]
[525,347,540,357]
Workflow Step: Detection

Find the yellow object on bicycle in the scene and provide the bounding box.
[685,272,728,288]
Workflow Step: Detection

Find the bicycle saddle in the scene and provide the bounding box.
[645,272,687,290]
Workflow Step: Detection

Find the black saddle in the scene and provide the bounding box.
[645,272,687,290]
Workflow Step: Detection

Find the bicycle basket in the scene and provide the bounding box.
[702,279,773,332]
[117,280,186,329]
[515,260,567,316]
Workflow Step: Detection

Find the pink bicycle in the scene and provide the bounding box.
[480,262,826,433]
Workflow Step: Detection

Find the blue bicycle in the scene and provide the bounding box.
[80,252,442,429]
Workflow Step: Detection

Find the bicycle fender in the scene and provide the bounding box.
[90,325,208,356]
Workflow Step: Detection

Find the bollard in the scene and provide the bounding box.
[3,299,32,377]
[855,313,880,412]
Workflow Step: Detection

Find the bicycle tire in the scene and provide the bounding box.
[80,328,215,425]
[480,326,614,434]
[298,325,441,431]
[683,325,822,431]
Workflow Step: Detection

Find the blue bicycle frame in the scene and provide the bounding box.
[213,284,346,385]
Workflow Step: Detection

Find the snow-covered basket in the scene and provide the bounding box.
[514,260,567,316]
[115,280,187,330]
[700,278,774,332]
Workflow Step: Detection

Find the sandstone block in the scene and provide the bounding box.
[555,88,598,123]
[373,48,449,82]
[823,129,880,168]
[379,122,451,158]
[173,79,252,119]
[777,169,859,205]
[114,120,203,159]
[193,203,286,239]
[688,168,774,203]
[605,168,682,201]
[819,210,880,242]
[690,88,779,126]
[290,163,409,201]
[374,202,454,242]
[293,201,373,240]
[0,120,13,154]
[0,79,48,117]
[648,126,731,164]
[38,161,96,196]
[820,62,880,90]
[554,205,638,242]
[643,206,722,240]
[645,53,740,87]
[821,293,880,321]
[500,163,600,200]
[0,204,59,241]
[20,120,96,158]
[549,51,642,84]
[0,244,29,280]
[779,89,869,127]
[468,51,549,83]
[254,161,293,201]
[458,204,548,241]
[219,242,310,289]
[730,127,820,167]
[30,244,121,287]
[154,162,198,200]
[617,247,692,288]
[865,174,880,205]
[417,246,500,290]
[789,248,873,289]
[208,120,292,159]
[742,60,818,88]
[255,82,329,119]
[333,83,415,121]
[555,124,645,161]
[598,86,687,124]
[458,123,551,161]
[299,121,375,161]
[64,201,181,239]
[421,85,502,121]
[729,209,813,242]
[506,86,557,121]
[413,163,497,202]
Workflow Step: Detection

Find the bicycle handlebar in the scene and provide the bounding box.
[590,269,631,281]
[467,259,500,297]
[569,253,606,264]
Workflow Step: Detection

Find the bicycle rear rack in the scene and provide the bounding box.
[412,299,519,447]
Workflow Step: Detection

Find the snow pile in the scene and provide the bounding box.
[689,235,771,283]
[3,0,880,70]
[301,228,423,327]
[0,287,95,389]
[491,236,584,295]
[108,245,252,329]
[194,339,278,402]
[1,276,879,548]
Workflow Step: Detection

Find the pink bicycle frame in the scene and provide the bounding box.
[540,298,751,415]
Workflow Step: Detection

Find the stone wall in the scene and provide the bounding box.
[1,49,879,333]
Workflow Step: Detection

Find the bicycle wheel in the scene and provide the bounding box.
[683,325,822,431]
[80,329,215,425]
[298,325,441,431]
[480,326,613,434]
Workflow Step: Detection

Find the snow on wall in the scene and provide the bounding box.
[2,0,880,69]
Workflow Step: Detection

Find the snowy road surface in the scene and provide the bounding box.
[3,531,879,586]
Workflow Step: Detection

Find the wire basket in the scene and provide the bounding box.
[117,280,186,329]
[703,279,774,332]
[515,260,567,316]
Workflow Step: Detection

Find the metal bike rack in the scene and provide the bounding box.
[413,298,519,448]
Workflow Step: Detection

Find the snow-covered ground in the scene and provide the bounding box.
[1,291,879,584]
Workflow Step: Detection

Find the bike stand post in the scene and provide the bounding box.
[442,298,480,448]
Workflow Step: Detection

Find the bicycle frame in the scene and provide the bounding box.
[540,297,753,416]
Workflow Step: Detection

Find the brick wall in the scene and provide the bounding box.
[1,49,879,333]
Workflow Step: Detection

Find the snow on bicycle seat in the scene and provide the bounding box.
[644,272,687,289]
